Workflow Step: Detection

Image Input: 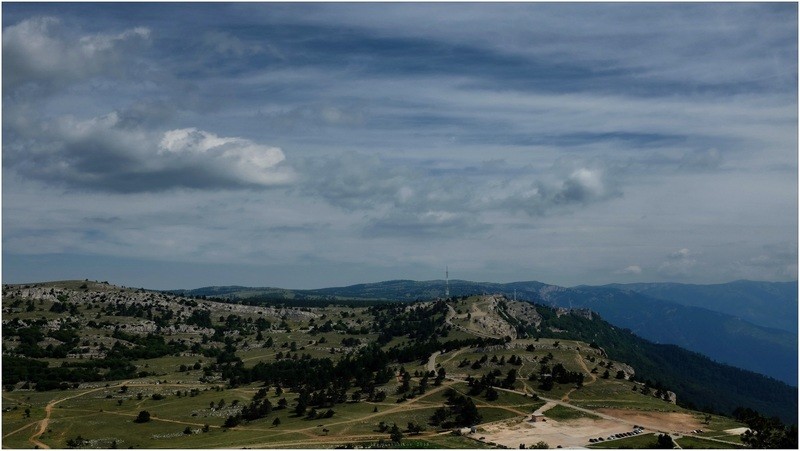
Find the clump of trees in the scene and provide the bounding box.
[134,410,151,423]
[734,407,798,449]
[66,435,89,448]
[428,389,481,429]
[652,433,674,449]
[533,362,583,391]
[466,368,518,400]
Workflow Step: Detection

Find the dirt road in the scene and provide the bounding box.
[427,351,441,372]
[26,384,120,448]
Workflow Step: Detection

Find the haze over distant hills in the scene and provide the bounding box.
[177,279,798,386]
[605,280,797,333]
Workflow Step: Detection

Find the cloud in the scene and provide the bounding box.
[260,104,367,131]
[2,16,151,93]
[363,210,490,238]
[5,110,294,192]
[658,248,698,277]
[499,167,621,216]
[296,152,628,241]
[302,152,622,221]
[1,4,795,288]
[668,248,693,260]
[254,3,796,92]
[734,244,799,280]
[114,100,178,129]
[299,152,413,210]
[159,128,290,185]
[203,31,263,57]
[556,168,613,204]
[616,265,643,275]
[679,148,723,170]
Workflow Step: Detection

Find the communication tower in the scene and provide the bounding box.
[445,266,450,298]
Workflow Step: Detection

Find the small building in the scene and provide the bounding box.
[530,414,546,422]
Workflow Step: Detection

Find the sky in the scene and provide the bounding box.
[2,3,798,290]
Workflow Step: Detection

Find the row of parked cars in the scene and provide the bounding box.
[587,427,644,443]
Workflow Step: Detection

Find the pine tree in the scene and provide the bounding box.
[389,423,404,443]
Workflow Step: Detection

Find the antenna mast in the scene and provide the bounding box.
[445,266,450,298]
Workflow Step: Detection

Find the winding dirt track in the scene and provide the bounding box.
[427,351,441,372]
[9,375,531,449]
[8,341,738,449]
[26,384,119,448]
[9,380,212,448]
[561,350,598,402]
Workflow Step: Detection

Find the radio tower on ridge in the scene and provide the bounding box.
[445,266,450,298]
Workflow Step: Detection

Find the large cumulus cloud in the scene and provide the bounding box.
[5,110,293,192]
[3,16,293,193]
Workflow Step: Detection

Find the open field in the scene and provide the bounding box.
[542,404,600,421]
[587,432,661,448]
[675,435,746,449]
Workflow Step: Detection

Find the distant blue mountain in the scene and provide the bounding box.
[605,280,797,333]
[533,284,797,386]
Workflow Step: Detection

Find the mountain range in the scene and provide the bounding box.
[176,279,798,386]
[606,280,797,333]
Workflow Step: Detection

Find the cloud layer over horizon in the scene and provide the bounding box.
[3,3,797,289]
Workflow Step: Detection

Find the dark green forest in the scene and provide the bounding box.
[531,305,797,424]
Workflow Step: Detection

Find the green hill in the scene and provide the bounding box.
[178,279,797,422]
[3,281,795,450]
[180,279,797,386]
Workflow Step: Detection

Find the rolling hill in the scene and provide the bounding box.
[179,279,798,386]
[3,280,796,451]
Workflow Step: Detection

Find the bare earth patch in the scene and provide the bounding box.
[476,417,635,449]
[596,409,703,433]
[475,409,705,449]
